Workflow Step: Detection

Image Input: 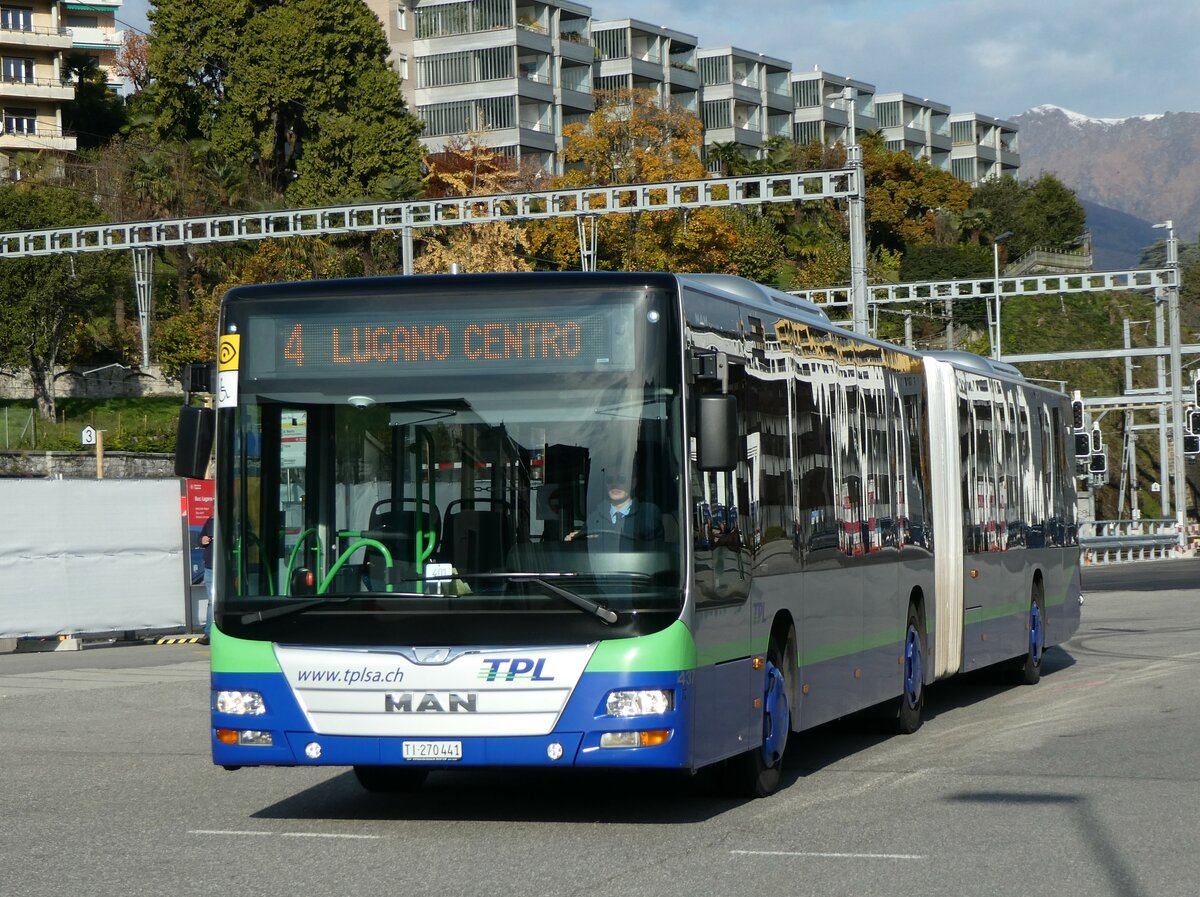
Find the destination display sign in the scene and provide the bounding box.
[243,303,638,379]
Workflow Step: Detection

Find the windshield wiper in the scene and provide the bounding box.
[530,577,618,624]
[431,572,618,625]
[239,594,355,625]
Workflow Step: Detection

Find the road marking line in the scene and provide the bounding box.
[731,850,924,861]
[189,830,381,841]
[189,830,273,836]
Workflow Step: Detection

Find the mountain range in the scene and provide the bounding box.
[1010,105,1200,266]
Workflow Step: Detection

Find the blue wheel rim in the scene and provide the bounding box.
[904,623,923,708]
[1029,601,1043,666]
[761,662,788,765]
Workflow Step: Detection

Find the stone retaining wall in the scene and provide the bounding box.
[0,451,175,479]
[0,364,183,400]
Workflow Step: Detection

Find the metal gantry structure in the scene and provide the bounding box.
[0,167,1192,542]
[792,239,1195,544]
[0,166,864,368]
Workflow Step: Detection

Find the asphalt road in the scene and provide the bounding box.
[2,560,1198,897]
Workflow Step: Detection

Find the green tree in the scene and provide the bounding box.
[148,0,423,205]
[859,133,972,253]
[0,187,122,420]
[62,54,127,149]
[705,141,750,177]
[147,0,250,142]
[969,173,1087,260]
[899,244,993,282]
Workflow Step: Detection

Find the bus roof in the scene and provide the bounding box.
[924,350,1026,382]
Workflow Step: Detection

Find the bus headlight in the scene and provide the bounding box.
[214,690,267,715]
[605,689,674,717]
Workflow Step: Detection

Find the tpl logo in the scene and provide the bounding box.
[479,657,554,682]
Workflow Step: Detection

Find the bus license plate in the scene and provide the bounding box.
[402,740,462,761]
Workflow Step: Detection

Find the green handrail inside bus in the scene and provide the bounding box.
[282,527,323,596]
[233,530,275,597]
[414,427,437,593]
[319,538,394,594]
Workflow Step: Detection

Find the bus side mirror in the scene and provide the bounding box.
[175,405,215,479]
[697,394,738,471]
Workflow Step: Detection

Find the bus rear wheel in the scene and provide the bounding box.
[353,765,429,793]
[723,625,794,798]
[1012,584,1045,686]
[894,604,925,734]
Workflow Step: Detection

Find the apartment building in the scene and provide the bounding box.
[367,0,594,174]
[875,92,952,171]
[590,18,699,117]
[790,68,876,148]
[949,111,1019,184]
[367,1,1019,182]
[0,0,126,171]
[697,46,791,168]
[62,0,123,83]
[1,1,77,161]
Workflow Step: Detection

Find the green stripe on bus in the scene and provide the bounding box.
[586,621,698,673]
[209,627,283,674]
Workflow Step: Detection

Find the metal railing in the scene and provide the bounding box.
[1079,518,1186,565]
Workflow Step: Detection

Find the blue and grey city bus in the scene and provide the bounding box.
[176,271,1081,797]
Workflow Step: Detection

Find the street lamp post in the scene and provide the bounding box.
[991,231,1014,360]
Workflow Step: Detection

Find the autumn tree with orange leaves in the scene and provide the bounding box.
[414,134,533,274]
[526,89,784,278]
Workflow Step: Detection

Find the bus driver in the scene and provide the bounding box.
[566,468,664,544]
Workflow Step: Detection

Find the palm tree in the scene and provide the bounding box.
[705,141,747,177]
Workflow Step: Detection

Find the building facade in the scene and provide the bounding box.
[949,112,1020,184]
[62,0,123,83]
[697,46,791,169]
[590,18,699,116]
[1,1,76,161]
[790,68,877,149]
[366,1,1019,182]
[0,0,125,170]
[875,91,952,172]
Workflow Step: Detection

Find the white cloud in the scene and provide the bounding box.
[590,0,1200,118]
[123,0,1199,119]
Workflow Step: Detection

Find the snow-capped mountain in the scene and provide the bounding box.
[1012,105,1200,249]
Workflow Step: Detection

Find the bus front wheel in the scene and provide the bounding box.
[722,624,795,798]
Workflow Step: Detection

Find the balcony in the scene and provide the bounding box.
[0,128,76,151]
[667,64,698,91]
[0,24,73,50]
[557,29,592,65]
[67,26,124,50]
[0,76,75,101]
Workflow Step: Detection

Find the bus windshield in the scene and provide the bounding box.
[213,285,684,646]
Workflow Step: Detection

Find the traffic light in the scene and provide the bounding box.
[1090,423,1103,453]
[1190,409,1200,434]
[1071,399,1085,431]
[1185,434,1200,457]
[1074,432,1091,459]
[1194,375,1200,407]
[1089,451,1107,475]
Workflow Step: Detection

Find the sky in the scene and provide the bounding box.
[118,0,1199,121]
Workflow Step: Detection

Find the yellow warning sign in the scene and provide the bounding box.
[218,334,240,371]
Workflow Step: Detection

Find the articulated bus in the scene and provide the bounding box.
[176,271,1081,797]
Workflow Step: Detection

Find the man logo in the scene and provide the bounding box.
[384,692,477,713]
